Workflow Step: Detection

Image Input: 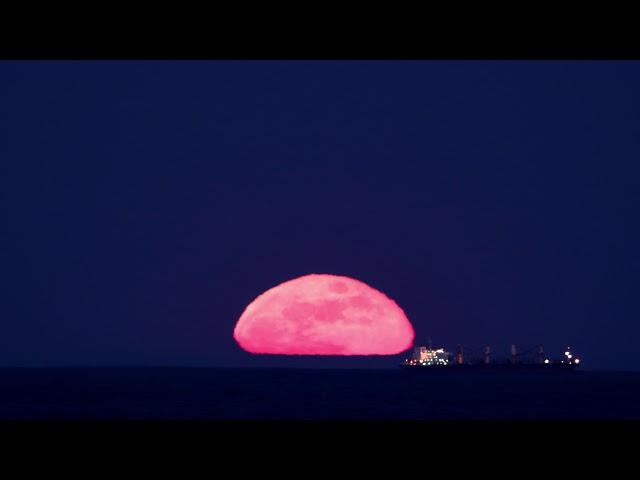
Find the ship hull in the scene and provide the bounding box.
[400,363,578,373]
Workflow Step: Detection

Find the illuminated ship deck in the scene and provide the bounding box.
[401,344,581,372]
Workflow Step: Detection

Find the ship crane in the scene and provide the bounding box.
[449,344,555,365]
[401,341,581,370]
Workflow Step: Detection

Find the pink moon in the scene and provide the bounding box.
[233,273,415,355]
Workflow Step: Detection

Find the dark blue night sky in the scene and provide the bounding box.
[1,61,639,370]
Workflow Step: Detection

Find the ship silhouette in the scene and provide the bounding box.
[401,340,581,372]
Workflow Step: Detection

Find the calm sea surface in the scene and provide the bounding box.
[0,368,638,420]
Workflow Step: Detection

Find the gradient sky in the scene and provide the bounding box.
[1,61,639,369]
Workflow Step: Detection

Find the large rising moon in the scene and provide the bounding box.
[233,274,414,355]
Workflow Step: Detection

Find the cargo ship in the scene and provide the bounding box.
[400,341,581,372]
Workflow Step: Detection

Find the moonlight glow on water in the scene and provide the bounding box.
[233,274,415,355]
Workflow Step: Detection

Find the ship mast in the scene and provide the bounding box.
[455,344,464,365]
[483,346,491,364]
[536,344,545,364]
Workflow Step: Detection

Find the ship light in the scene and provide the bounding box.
[567,354,572,359]
[565,351,570,356]
[544,359,549,364]
[575,358,580,364]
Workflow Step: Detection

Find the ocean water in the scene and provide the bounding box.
[0,367,639,420]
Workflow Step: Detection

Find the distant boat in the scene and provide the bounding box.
[400,342,580,372]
